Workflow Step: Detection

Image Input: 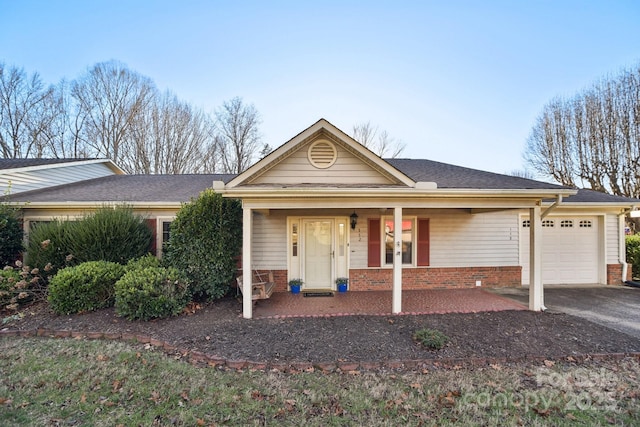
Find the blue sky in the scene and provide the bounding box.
[1,0,639,175]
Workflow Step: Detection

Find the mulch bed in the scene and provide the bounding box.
[3,297,640,364]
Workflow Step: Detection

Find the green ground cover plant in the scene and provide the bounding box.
[0,338,638,426]
[414,328,450,350]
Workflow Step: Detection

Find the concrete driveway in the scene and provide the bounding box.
[491,285,640,339]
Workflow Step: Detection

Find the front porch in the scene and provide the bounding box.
[251,288,527,319]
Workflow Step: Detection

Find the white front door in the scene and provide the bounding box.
[303,219,334,290]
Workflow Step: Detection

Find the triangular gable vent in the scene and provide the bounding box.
[307,140,337,169]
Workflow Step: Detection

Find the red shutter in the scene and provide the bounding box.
[145,218,157,256]
[417,218,430,266]
[368,218,381,267]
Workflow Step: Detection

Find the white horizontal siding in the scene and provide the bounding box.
[350,214,371,269]
[606,213,620,264]
[250,142,394,185]
[0,163,115,194]
[349,210,519,268]
[430,211,519,267]
[251,211,287,270]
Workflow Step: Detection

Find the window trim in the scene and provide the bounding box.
[382,216,417,267]
[156,216,175,258]
[368,217,429,268]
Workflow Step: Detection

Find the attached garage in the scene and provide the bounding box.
[521,215,600,285]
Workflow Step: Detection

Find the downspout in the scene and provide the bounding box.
[541,194,563,220]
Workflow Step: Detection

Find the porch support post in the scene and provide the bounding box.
[242,206,253,319]
[392,206,403,314]
[529,205,544,311]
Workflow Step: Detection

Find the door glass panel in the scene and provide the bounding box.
[304,220,332,289]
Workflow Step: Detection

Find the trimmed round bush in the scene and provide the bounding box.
[48,261,125,315]
[115,266,190,321]
[125,254,160,272]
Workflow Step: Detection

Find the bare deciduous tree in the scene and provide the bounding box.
[524,63,640,198]
[128,91,217,174]
[214,97,262,174]
[351,121,405,158]
[0,63,60,158]
[1,61,263,175]
[71,60,156,171]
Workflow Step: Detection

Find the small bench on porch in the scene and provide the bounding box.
[236,271,275,301]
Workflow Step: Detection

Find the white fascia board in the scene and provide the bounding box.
[241,197,543,210]
[1,159,125,175]
[221,187,576,199]
[549,202,639,210]
[11,201,183,210]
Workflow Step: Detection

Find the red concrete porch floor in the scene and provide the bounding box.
[253,289,527,319]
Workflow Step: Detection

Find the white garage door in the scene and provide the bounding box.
[521,216,599,285]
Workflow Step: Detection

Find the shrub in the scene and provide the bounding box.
[0,204,23,266]
[115,266,190,321]
[69,206,153,264]
[126,254,160,272]
[25,206,153,278]
[414,328,449,350]
[163,189,242,300]
[0,262,49,311]
[48,261,125,315]
[26,220,76,278]
[626,235,640,279]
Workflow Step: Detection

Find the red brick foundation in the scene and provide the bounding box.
[607,264,632,285]
[249,266,522,292]
[349,266,522,291]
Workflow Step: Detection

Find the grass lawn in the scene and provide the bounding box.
[1,337,639,426]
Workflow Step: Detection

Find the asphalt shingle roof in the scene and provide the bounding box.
[386,158,567,190]
[385,158,639,204]
[5,174,235,203]
[3,157,637,206]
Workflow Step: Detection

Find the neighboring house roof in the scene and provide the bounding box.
[3,174,235,205]
[0,158,124,174]
[0,158,90,169]
[1,158,125,196]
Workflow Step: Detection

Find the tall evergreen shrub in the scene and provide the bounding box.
[26,206,153,277]
[69,206,152,264]
[26,220,75,275]
[163,189,242,300]
[0,204,23,266]
[626,234,640,279]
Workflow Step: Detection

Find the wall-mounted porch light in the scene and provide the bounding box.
[350,211,358,230]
